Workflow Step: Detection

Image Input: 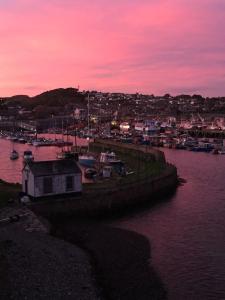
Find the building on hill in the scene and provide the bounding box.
[22,160,82,199]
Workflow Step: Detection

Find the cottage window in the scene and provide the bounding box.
[66,176,74,191]
[43,177,53,194]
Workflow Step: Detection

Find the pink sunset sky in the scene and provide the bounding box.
[1,0,225,97]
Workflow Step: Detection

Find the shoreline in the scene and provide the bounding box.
[0,202,168,299]
[50,218,167,300]
[0,142,177,299]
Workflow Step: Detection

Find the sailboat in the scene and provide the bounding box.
[56,118,78,160]
[78,94,96,167]
[10,124,19,160]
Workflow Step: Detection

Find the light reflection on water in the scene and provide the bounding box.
[1,138,225,299]
[113,148,225,299]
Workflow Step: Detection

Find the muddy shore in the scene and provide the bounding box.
[50,218,167,300]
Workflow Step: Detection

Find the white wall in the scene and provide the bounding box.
[34,173,82,198]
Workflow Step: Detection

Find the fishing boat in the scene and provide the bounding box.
[10,149,19,160]
[79,154,96,167]
[190,143,214,153]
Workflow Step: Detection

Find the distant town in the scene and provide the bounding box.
[0,87,225,152]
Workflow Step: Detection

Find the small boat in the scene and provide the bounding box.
[218,149,225,155]
[23,150,34,162]
[10,150,19,160]
[18,138,26,143]
[79,154,96,167]
[100,152,121,164]
[84,168,97,179]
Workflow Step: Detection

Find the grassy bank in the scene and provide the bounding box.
[0,179,21,208]
[86,140,166,191]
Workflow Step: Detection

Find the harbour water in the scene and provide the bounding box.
[1,137,225,299]
[114,148,225,299]
[0,134,87,183]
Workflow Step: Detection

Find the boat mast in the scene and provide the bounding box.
[87,93,90,152]
[87,93,90,136]
[73,111,77,152]
[61,119,64,152]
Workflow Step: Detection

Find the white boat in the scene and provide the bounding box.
[100,152,121,163]
[79,154,96,167]
[18,138,26,143]
[10,150,19,160]
[218,149,225,155]
[23,150,34,162]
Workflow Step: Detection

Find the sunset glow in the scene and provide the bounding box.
[1,0,225,96]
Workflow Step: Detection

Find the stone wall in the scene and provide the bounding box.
[29,141,177,218]
[29,164,178,219]
[90,139,166,163]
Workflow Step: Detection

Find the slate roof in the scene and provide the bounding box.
[25,160,81,176]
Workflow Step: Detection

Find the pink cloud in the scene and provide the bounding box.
[0,0,225,96]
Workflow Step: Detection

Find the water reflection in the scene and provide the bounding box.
[0,134,88,183]
[114,148,225,299]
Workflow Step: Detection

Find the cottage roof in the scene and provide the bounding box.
[25,160,81,176]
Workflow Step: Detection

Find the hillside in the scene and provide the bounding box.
[1,88,86,109]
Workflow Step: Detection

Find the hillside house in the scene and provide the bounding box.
[22,160,82,199]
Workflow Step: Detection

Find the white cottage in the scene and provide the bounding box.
[22,160,82,199]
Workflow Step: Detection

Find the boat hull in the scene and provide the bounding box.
[79,158,96,167]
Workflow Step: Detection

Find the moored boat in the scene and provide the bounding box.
[218,149,225,155]
[100,152,121,164]
[79,154,96,167]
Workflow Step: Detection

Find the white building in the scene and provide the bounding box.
[22,160,82,199]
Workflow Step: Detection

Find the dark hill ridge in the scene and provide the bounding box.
[1,88,86,109]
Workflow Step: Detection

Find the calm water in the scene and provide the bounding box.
[1,139,225,299]
[0,134,87,183]
[113,148,225,299]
